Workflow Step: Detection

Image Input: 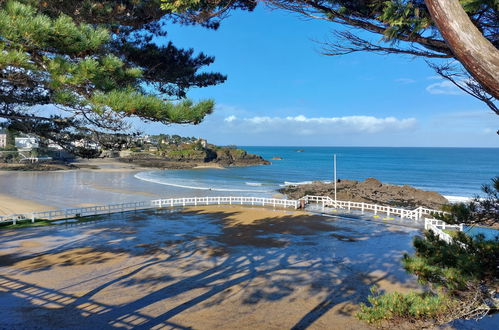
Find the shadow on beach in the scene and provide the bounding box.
[0,206,420,329]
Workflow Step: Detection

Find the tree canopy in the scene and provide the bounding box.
[0,0,252,156]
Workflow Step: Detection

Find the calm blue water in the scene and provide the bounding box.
[135,147,499,199]
[464,226,499,241]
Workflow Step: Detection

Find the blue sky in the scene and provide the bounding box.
[138,5,498,147]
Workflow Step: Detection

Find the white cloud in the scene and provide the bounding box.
[224,115,237,122]
[225,115,417,135]
[426,80,463,95]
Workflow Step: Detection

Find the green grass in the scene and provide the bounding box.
[442,229,459,237]
[0,219,53,229]
[0,214,108,230]
[357,287,456,326]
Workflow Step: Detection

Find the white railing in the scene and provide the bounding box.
[300,195,447,220]
[0,201,151,225]
[0,194,448,228]
[424,218,465,245]
[151,196,299,209]
[0,196,299,226]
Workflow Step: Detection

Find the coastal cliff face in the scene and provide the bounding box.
[119,144,270,169]
[279,178,449,209]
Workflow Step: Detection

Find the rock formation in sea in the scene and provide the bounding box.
[119,143,270,169]
[279,177,449,209]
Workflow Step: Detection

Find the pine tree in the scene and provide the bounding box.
[0,0,251,156]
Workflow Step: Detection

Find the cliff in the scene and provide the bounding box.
[279,177,449,210]
[119,144,270,169]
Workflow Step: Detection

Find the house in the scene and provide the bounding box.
[197,138,208,148]
[15,136,39,151]
[0,133,6,148]
[73,140,99,150]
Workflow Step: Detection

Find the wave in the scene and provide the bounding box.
[283,181,313,186]
[245,182,263,186]
[134,172,269,193]
[444,195,473,203]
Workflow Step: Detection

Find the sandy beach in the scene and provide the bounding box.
[0,158,266,215]
[0,193,55,215]
[0,205,421,329]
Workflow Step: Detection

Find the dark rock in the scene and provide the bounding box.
[279,178,448,210]
[117,146,270,169]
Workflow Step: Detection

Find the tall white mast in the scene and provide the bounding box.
[334,154,337,202]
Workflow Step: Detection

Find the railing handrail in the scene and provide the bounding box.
[424,218,465,246]
[300,195,447,219]
[0,196,300,225]
[0,194,450,228]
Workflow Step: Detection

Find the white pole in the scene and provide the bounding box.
[334,154,337,202]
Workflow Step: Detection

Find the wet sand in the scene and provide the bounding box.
[0,167,267,213]
[0,193,55,215]
[0,205,421,329]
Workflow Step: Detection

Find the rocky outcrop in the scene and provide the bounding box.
[213,148,270,166]
[279,177,448,210]
[118,145,270,169]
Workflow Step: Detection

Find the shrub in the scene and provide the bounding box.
[357,231,499,327]
[357,287,455,326]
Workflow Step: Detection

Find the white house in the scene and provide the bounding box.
[73,140,99,150]
[15,137,39,151]
[0,133,6,148]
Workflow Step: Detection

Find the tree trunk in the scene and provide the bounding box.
[425,0,499,99]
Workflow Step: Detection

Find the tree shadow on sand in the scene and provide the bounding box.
[0,207,420,329]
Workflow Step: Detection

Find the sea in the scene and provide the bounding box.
[134,147,499,201]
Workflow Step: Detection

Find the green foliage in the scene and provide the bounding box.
[0,1,110,54]
[164,148,207,160]
[404,231,499,290]
[160,0,256,28]
[439,202,474,224]
[228,148,246,158]
[357,287,454,326]
[358,229,499,326]
[379,1,432,41]
[161,0,204,12]
[0,0,228,156]
[0,151,19,163]
[436,177,499,226]
[0,219,53,229]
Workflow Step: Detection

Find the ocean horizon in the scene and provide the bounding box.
[134,146,499,200]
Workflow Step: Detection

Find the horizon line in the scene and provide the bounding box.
[233,145,499,149]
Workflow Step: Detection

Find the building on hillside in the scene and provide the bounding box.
[15,136,39,151]
[197,138,208,148]
[73,140,99,150]
[0,133,6,148]
[47,142,64,151]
